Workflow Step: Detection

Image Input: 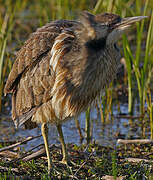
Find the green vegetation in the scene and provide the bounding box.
[0,0,153,179]
[0,0,152,119]
[0,143,153,179]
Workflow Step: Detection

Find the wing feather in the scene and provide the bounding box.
[4,20,78,94]
[9,22,77,128]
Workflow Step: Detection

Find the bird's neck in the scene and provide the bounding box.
[85,37,106,52]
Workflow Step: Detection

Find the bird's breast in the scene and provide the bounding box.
[52,45,120,121]
[31,44,120,125]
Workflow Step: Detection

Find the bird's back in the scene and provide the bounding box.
[4,20,80,128]
[4,20,78,94]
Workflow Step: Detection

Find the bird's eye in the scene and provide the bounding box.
[114,43,119,51]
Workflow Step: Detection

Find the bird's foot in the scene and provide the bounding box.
[60,158,77,167]
[47,164,62,177]
[61,158,69,165]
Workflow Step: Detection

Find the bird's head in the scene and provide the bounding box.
[79,11,147,46]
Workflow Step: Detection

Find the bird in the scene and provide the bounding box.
[4,11,147,173]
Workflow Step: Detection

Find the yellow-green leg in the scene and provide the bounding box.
[56,124,68,164]
[75,118,84,142]
[41,123,51,174]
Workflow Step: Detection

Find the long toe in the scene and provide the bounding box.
[60,158,78,167]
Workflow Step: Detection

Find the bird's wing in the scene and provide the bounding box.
[4,20,77,95]
[11,25,76,128]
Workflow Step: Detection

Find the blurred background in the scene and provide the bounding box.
[0,0,152,149]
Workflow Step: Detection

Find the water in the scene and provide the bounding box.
[0,101,150,151]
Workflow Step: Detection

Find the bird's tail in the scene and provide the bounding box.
[14,107,38,129]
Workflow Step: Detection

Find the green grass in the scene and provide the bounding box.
[0,0,153,178]
[0,143,153,179]
[123,0,153,116]
[0,0,27,109]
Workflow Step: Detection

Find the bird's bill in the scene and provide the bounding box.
[115,16,148,30]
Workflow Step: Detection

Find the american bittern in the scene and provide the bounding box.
[4,11,146,173]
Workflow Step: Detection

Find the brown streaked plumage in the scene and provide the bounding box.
[4,11,147,173]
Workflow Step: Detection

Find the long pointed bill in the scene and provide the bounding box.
[115,16,148,30]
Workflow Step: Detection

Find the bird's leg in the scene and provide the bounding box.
[75,118,84,143]
[56,124,68,164]
[41,123,52,174]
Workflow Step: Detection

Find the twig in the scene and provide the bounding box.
[71,149,95,180]
[117,139,153,145]
[8,143,44,164]
[121,158,153,163]
[0,166,19,173]
[102,175,126,180]
[0,135,41,152]
[21,144,55,161]
[22,147,45,161]
[25,143,44,153]
[115,115,144,119]
[0,150,18,158]
[7,144,60,164]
